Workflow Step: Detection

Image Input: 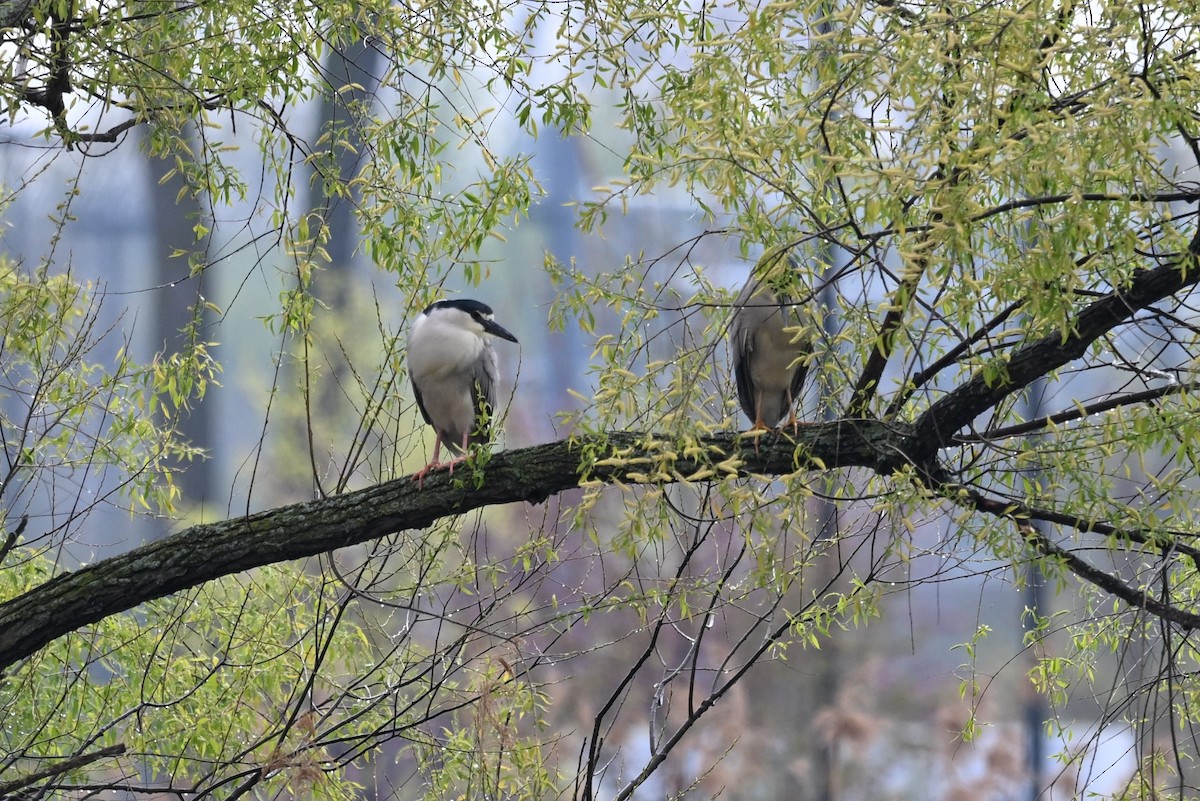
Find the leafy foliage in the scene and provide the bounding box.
[0,265,209,526]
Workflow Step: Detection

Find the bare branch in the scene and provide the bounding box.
[0,515,27,564]
[953,382,1200,444]
[0,743,126,797]
[956,486,1200,630]
[74,118,141,144]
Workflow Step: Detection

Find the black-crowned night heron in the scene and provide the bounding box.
[729,248,815,431]
[408,298,518,487]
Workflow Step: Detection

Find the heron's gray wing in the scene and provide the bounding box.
[411,377,434,427]
[468,343,501,445]
[788,359,809,404]
[730,279,770,422]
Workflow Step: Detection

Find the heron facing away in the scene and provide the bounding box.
[407,298,518,487]
[729,249,816,431]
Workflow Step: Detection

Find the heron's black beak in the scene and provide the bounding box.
[483,319,519,343]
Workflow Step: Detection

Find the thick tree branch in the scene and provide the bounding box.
[4,256,1200,674]
[19,5,73,143]
[8,238,1200,671]
[0,423,902,673]
[912,251,1200,458]
[0,0,33,29]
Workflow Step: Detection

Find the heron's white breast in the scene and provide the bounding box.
[408,313,488,384]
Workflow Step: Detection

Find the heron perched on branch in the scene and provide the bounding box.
[407,298,519,487]
[729,248,816,432]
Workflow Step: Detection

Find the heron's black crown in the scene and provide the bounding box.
[424,298,495,320]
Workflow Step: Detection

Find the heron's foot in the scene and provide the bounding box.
[743,422,772,456]
[412,461,442,490]
[412,455,472,489]
[786,411,802,435]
